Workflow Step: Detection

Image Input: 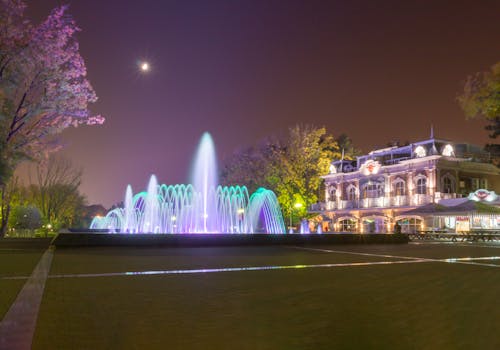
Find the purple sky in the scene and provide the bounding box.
[26,0,500,207]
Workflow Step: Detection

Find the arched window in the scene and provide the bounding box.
[347,186,356,201]
[442,175,454,194]
[416,177,427,195]
[328,186,336,201]
[363,183,383,198]
[338,219,356,232]
[414,145,426,158]
[393,180,406,196]
[442,144,454,157]
[396,217,422,233]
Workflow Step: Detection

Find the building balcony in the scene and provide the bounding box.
[411,194,433,205]
[360,197,389,208]
[326,201,337,210]
[392,195,409,206]
[440,193,460,200]
[310,201,341,211]
[308,194,437,212]
[309,202,327,212]
[339,199,359,209]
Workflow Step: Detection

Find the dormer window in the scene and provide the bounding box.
[442,144,454,157]
[414,145,426,158]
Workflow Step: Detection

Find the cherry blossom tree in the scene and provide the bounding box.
[0,1,104,235]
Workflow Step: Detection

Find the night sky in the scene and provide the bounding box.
[25,0,500,207]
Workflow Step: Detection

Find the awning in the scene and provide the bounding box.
[402,203,450,216]
[403,201,500,217]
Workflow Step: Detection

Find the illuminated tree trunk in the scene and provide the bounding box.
[0,185,12,237]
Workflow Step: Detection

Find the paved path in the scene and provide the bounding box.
[0,248,53,350]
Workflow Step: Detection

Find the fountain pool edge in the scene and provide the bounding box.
[51,233,409,248]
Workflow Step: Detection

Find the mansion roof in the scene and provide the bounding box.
[327,137,496,177]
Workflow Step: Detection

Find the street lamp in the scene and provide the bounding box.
[289,202,303,233]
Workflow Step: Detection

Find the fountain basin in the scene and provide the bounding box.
[52,232,409,247]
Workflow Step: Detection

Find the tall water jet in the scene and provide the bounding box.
[123,185,134,232]
[191,132,218,232]
[142,175,159,233]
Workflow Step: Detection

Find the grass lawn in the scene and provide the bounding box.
[0,280,27,319]
[312,242,500,259]
[0,248,46,319]
[49,246,402,275]
[0,250,45,276]
[31,243,500,349]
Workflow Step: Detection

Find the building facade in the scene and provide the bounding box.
[311,138,500,233]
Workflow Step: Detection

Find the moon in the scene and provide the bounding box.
[139,61,150,72]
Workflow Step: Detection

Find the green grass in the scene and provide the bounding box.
[0,280,26,319]
[0,250,44,276]
[31,244,500,349]
[49,246,402,275]
[312,242,500,259]
[0,247,46,319]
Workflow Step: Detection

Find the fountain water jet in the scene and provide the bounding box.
[191,132,218,233]
[90,133,286,234]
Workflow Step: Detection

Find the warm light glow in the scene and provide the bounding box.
[294,202,303,209]
[140,62,150,72]
[237,208,245,215]
[360,160,381,176]
[442,144,454,157]
[468,189,497,202]
[414,145,426,158]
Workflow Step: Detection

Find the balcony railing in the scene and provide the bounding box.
[411,194,433,206]
[309,194,436,212]
[339,199,358,209]
[440,193,459,200]
[392,195,409,206]
[360,197,388,208]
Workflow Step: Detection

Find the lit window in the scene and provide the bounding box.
[416,177,427,195]
[339,219,356,231]
[328,187,336,201]
[442,176,454,193]
[442,144,454,157]
[363,183,383,198]
[348,187,356,201]
[394,180,406,196]
[397,218,422,234]
[414,146,426,158]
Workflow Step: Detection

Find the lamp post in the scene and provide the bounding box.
[289,202,303,233]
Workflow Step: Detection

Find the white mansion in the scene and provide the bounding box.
[311,137,500,233]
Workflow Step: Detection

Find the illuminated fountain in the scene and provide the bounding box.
[90,132,286,234]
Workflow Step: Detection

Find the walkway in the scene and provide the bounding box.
[0,248,53,350]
